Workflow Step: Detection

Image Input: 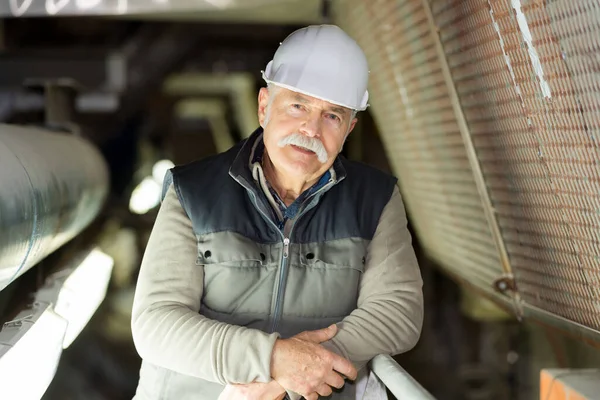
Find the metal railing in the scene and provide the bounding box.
[370,354,435,400]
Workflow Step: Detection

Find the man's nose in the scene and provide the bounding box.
[300,113,322,138]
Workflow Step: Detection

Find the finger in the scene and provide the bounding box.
[299,324,338,343]
[316,383,333,397]
[331,355,358,380]
[324,370,345,389]
[304,393,319,400]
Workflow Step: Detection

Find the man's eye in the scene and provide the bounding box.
[326,114,341,122]
[292,104,304,110]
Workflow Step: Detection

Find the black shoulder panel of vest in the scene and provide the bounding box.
[165,142,280,244]
[293,158,398,243]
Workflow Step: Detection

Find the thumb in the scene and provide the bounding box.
[300,324,338,343]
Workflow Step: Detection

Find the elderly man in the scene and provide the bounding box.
[131,25,423,400]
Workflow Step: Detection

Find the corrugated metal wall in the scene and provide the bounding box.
[334,0,600,338]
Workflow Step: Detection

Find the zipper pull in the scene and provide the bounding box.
[283,238,290,258]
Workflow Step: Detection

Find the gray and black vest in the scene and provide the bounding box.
[163,128,397,338]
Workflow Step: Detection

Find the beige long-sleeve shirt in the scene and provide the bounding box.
[131,181,423,399]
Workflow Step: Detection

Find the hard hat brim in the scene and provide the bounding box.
[261,69,369,112]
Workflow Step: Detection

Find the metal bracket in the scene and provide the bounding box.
[494,275,517,294]
[493,275,524,320]
[24,80,81,134]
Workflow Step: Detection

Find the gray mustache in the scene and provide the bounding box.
[277,133,329,163]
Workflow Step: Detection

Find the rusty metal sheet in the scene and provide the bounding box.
[334,0,504,294]
[335,0,600,334]
[428,0,600,330]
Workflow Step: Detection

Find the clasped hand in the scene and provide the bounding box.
[218,324,357,400]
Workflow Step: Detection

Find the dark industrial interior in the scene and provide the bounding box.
[1,1,599,400]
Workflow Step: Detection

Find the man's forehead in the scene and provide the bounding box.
[278,87,351,115]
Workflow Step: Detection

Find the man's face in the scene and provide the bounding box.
[257,86,357,182]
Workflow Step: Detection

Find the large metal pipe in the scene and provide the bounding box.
[0,124,109,292]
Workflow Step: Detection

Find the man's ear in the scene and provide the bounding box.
[347,117,358,134]
[258,87,270,127]
[340,118,358,152]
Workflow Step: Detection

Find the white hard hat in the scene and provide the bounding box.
[262,24,369,111]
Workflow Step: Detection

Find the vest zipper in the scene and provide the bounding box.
[271,231,291,333]
[270,179,336,333]
[236,175,340,334]
[243,188,287,333]
[283,237,290,258]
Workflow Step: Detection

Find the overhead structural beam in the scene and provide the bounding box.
[0,49,124,122]
[174,98,235,154]
[0,91,120,122]
[0,50,126,91]
[0,0,304,18]
[100,25,200,137]
[125,0,323,24]
[164,72,259,138]
[0,124,109,292]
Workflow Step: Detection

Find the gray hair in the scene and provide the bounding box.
[263,83,280,126]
